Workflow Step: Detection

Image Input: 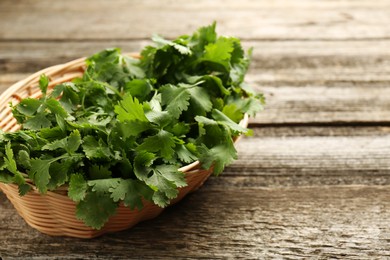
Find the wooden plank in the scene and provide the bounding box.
[252,126,390,137]
[211,135,390,186]
[1,185,390,259]
[230,135,390,180]
[1,0,390,40]
[2,40,390,76]
[252,85,390,124]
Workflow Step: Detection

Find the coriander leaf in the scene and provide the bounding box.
[211,109,248,134]
[185,143,198,156]
[86,113,112,127]
[189,75,229,96]
[222,103,243,123]
[190,21,217,55]
[213,97,225,111]
[240,82,257,96]
[124,79,152,102]
[144,110,171,128]
[109,179,134,201]
[236,96,265,117]
[42,130,81,155]
[0,173,14,184]
[68,173,88,202]
[4,143,26,186]
[88,178,120,194]
[42,138,68,152]
[82,135,113,159]
[18,184,31,196]
[87,48,121,67]
[115,94,148,122]
[152,34,192,55]
[18,150,31,169]
[199,143,237,175]
[118,120,151,138]
[55,114,67,132]
[230,37,245,64]
[154,165,187,188]
[152,191,170,208]
[88,164,112,179]
[46,98,74,121]
[195,115,218,126]
[23,113,51,130]
[109,179,150,210]
[136,130,176,159]
[123,56,146,79]
[67,129,81,154]
[29,158,53,193]
[176,144,198,163]
[76,191,118,229]
[39,74,49,96]
[115,157,133,179]
[85,48,135,90]
[160,84,191,118]
[147,171,178,200]
[202,37,234,71]
[148,93,162,111]
[230,48,252,85]
[169,122,190,137]
[134,151,155,181]
[47,161,70,190]
[52,82,79,100]
[4,142,18,174]
[39,126,66,141]
[16,98,42,116]
[186,86,213,116]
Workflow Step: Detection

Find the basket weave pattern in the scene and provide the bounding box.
[0,55,248,238]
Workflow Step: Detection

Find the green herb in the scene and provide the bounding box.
[0,22,264,229]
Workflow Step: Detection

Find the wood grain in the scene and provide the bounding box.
[253,85,390,124]
[1,185,390,259]
[1,0,390,40]
[252,126,390,137]
[223,135,390,186]
[2,40,390,77]
[1,0,390,258]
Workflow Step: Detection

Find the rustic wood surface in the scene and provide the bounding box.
[1,0,390,259]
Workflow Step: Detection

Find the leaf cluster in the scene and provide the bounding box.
[0,22,264,229]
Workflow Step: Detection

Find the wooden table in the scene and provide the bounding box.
[1,1,390,259]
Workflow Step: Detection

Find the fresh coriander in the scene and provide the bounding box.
[0,22,265,229]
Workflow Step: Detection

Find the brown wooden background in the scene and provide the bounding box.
[1,0,390,259]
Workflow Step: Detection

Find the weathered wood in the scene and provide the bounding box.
[2,40,390,77]
[224,135,390,186]
[252,85,390,124]
[252,126,390,137]
[1,185,390,259]
[1,0,390,258]
[1,0,390,40]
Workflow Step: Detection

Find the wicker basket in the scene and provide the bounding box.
[0,54,248,238]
